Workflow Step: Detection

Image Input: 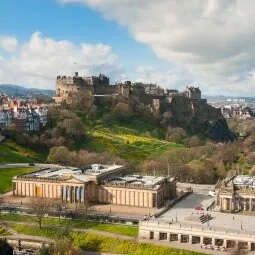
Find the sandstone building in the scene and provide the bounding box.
[54,72,203,108]
[12,164,176,208]
[215,174,255,212]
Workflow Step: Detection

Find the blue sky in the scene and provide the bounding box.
[0,0,169,82]
[1,0,255,95]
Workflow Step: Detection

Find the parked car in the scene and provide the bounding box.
[214,246,220,250]
[205,245,213,250]
[28,163,35,166]
[208,191,216,197]
[194,206,204,214]
[221,246,227,251]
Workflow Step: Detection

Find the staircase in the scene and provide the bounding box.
[199,214,212,224]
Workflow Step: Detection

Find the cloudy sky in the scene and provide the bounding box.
[1,0,255,96]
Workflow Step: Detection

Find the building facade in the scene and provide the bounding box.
[215,174,255,212]
[12,164,176,208]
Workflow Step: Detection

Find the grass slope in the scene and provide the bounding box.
[0,227,10,236]
[0,168,37,193]
[1,214,138,237]
[12,225,205,255]
[0,140,47,163]
[85,118,184,164]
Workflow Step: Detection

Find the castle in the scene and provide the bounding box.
[54,72,205,114]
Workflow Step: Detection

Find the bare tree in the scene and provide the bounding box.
[30,197,52,229]
[55,199,66,224]
[48,238,81,255]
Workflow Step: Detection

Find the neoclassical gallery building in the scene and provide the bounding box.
[215,174,255,212]
[12,164,176,208]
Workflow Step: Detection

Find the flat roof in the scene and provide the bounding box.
[232,175,255,188]
[17,164,124,181]
[103,175,174,189]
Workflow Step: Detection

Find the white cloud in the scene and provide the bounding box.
[58,0,255,95]
[0,36,18,52]
[0,32,123,89]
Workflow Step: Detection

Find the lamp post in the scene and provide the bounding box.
[233,218,243,230]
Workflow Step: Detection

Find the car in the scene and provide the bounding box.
[205,245,213,250]
[194,206,204,214]
[208,191,216,197]
[28,163,35,166]
[214,246,220,251]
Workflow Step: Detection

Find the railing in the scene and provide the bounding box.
[154,191,192,218]
[139,220,255,239]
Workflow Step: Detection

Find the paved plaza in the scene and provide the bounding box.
[159,189,255,235]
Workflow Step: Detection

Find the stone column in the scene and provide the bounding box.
[232,199,235,212]
[250,198,252,211]
[200,236,204,245]
[248,242,252,251]
[223,239,227,248]
[244,199,247,211]
[189,235,193,244]
[230,198,232,211]
[167,233,170,241]
[63,186,66,202]
[178,234,182,243]
[154,231,160,240]
[212,238,216,246]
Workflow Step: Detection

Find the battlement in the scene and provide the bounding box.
[56,72,110,97]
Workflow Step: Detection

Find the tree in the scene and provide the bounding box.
[55,199,66,224]
[69,90,94,114]
[112,103,132,120]
[47,146,70,164]
[48,238,81,255]
[58,118,85,138]
[30,197,52,229]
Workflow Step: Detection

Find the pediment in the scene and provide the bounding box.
[64,178,84,184]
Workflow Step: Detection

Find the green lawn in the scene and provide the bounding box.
[0,168,38,193]
[0,227,10,236]
[0,144,35,164]
[85,118,184,164]
[2,214,138,237]
[12,225,205,255]
[0,140,47,163]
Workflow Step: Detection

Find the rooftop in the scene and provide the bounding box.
[103,174,175,190]
[231,175,255,188]
[16,164,124,182]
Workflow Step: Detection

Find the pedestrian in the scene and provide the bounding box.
[233,216,234,220]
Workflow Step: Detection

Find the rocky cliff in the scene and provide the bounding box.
[163,97,233,141]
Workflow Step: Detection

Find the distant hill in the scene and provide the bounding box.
[0,84,55,97]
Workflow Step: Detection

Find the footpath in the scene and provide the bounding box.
[0,220,228,255]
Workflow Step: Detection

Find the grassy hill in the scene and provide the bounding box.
[0,167,38,193]
[0,140,47,163]
[84,117,184,164]
[0,115,183,165]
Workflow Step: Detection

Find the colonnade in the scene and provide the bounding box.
[61,186,85,203]
[220,196,255,211]
[146,231,255,251]
[14,181,86,203]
